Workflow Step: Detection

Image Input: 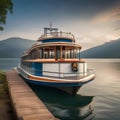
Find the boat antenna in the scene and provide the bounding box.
[50,22,52,28]
[50,22,52,33]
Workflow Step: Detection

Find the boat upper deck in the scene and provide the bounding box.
[37,26,75,43]
[38,32,75,42]
[22,26,82,61]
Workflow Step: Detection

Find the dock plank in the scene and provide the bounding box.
[6,70,57,120]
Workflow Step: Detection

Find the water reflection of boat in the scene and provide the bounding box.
[46,96,95,120]
[29,84,95,120]
[17,25,95,95]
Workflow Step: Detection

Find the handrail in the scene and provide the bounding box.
[38,32,75,41]
[20,65,95,79]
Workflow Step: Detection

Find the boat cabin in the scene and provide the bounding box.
[22,27,82,62]
[21,27,87,78]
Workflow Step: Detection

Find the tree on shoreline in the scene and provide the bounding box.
[0,0,13,30]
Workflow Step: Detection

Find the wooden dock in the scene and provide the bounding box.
[6,70,57,120]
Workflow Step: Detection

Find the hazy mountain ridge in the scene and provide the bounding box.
[81,38,120,58]
[0,37,120,58]
[0,37,35,58]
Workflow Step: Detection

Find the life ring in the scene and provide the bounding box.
[71,62,78,72]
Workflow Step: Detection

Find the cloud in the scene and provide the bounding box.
[91,4,120,23]
[89,3,120,39]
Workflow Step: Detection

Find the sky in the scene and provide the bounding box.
[0,0,120,47]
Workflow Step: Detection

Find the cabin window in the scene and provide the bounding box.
[44,51,48,58]
[76,49,80,59]
[72,48,79,58]
[38,47,55,59]
[62,46,65,58]
[63,47,79,59]
[25,46,80,60]
[68,49,71,58]
[67,49,70,58]
[21,61,32,73]
[70,49,74,58]
[39,49,43,59]
[28,49,38,59]
[49,49,54,58]
[73,49,77,58]
[56,46,60,59]
[44,48,49,59]
[30,51,34,59]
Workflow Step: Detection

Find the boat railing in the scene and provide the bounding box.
[20,65,95,79]
[58,69,95,79]
[38,32,75,41]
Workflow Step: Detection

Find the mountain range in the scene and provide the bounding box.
[0,37,35,58]
[81,38,120,58]
[0,37,120,58]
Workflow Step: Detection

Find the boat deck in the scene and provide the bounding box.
[64,75,85,80]
[44,75,86,80]
[6,70,57,120]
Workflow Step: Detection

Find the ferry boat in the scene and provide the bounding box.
[17,25,95,95]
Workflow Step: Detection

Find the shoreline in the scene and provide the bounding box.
[0,71,15,120]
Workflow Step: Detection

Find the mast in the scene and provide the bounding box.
[44,23,58,34]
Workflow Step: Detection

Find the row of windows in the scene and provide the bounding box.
[21,61,35,74]
[22,47,81,60]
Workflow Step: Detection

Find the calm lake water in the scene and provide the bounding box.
[0,58,120,120]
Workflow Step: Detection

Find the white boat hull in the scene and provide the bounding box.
[17,66,95,95]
